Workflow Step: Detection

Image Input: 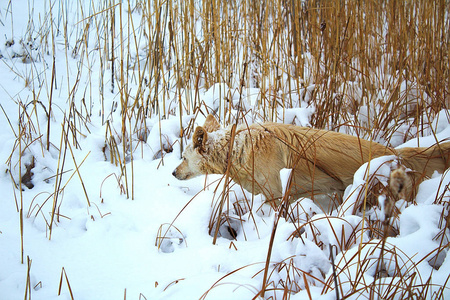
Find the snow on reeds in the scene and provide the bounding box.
[0,0,449,299]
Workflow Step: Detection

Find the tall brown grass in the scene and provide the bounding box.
[4,0,449,299]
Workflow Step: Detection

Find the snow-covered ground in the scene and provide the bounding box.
[0,1,449,299]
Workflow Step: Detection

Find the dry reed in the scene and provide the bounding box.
[3,0,449,298]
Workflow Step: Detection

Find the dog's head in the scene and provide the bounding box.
[172,115,220,180]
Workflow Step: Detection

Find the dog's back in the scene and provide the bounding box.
[256,123,395,200]
[257,123,450,208]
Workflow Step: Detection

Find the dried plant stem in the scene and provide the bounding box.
[46,0,56,151]
[58,267,74,300]
[24,256,32,300]
[259,212,279,298]
[49,122,69,240]
[62,128,91,207]
[260,169,294,298]
[129,118,134,200]
[18,104,24,264]
[110,0,115,93]
[212,124,236,245]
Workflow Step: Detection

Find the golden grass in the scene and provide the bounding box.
[3,0,450,298]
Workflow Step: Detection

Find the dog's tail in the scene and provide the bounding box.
[397,141,450,178]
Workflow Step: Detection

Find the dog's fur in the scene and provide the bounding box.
[173,115,450,210]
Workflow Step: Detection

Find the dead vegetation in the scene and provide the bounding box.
[2,0,450,298]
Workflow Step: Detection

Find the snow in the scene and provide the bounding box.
[0,1,449,299]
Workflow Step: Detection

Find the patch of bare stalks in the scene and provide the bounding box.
[2,0,450,298]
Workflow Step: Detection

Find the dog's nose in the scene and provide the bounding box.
[172,170,177,177]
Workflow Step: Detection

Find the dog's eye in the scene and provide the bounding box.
[182,157,186,161]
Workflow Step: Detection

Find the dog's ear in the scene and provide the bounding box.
[203,114,221,132]
[193,126,207,152]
